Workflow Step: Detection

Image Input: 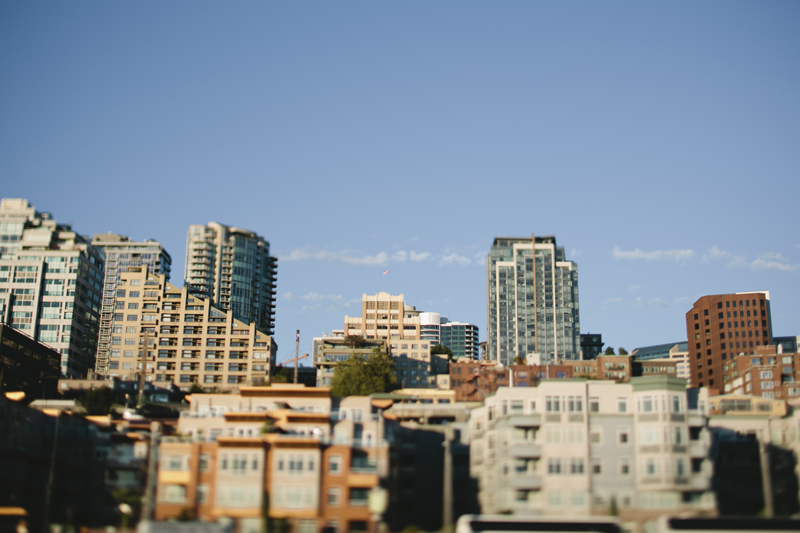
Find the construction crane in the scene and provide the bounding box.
[276,352,309,383]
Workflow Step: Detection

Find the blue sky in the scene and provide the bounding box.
[2,2,799,363]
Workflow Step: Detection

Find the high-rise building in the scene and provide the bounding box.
[487,235,580,365]
[184,222,277,334]
[419,312,479,359]
[580,333,603,360]
[0,198,104,378]
[440,322,479,360]
[685,292,773,390]
[92,233,172,377]
[105,266,277,388]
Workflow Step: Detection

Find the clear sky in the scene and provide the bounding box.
[2,2,798,363]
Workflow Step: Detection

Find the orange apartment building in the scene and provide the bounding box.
[155,385,388,533]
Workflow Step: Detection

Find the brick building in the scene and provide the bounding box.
[685,292,773,390]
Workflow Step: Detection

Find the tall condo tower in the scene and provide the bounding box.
[0,198,104,378]
[487,234,580,365]
[92,233,172,377]
[184,222,277,334]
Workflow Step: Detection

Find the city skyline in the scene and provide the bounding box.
[2,2,799,360]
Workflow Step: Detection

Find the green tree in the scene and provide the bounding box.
[618,347,628,355]
[512,355,525,365]
[431,344,455,362]
[609,496,618,516]
[604,347,615,355]
[330,349,397,397]
[270,367,292,384]
[81,386,116,415]
[188,383,205,394]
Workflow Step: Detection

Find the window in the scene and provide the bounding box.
[327,487,341,506]
[589,397,599,412]
[570,458,584,474]
[618,430,629,444]
[162,484,186,503]
[329,455,342,474]
[617,398,627,413]
[196,484,209,504]
[199,454,210,472]
[547,458,562,475]
[545,396,560,412]
[591,459,601,474]
[567,396,583,412]
[620,459,630,475]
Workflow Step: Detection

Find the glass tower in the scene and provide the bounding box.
[487,235,580,365]
[184,222,277,334]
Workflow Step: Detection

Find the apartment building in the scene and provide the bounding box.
[469,377,714,525]
[312,332,387,388]
[91,233,172,377]
[156,386,389,533]
[487,235,580,365]
[344,292,423,342]
[721,344,800,399]
[685,292,773,390]
[184,222,277,335]
[419,312,480,360]
[0,198,104,377]
[446,355,682,402]
[104,267,277,389]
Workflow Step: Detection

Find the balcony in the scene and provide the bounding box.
[509,444,541,458]
[509,475,542,490]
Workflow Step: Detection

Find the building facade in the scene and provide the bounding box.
[580,333,603,360]
[417,312,479,360]
[685,292,773,390]
[184,222,277,335]
[0,198,104,377]
[91,233,172,377]
[156,386,390,533]
[469,377,714,522]
[105,266,277,389]
[487,235,580,366]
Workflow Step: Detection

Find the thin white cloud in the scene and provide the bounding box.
[302,292,325,302]
[439,252,475,267]
[282,292,294,301]
[570,248,581,258]
[751,253,795,272]
[280,247,389,266]
[703,246,797,272]
[612,246,695,262]
[604,296,672,308]
[628,284,642,292]
[296,293,359,314]
[281,246,482,268]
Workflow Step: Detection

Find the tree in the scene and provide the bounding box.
[81,386,116,415]
[188,383,205,394]
[608,496,618,516]
[618,347,628,355]
[512,355,526,365]
[431,344,455,362]
[603,347,615,355]
[270,367,292,384]
[330,349,398,397]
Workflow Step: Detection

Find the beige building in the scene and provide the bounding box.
[91,233,172,377]
[344,292,423,343]
[105,266,276,389]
